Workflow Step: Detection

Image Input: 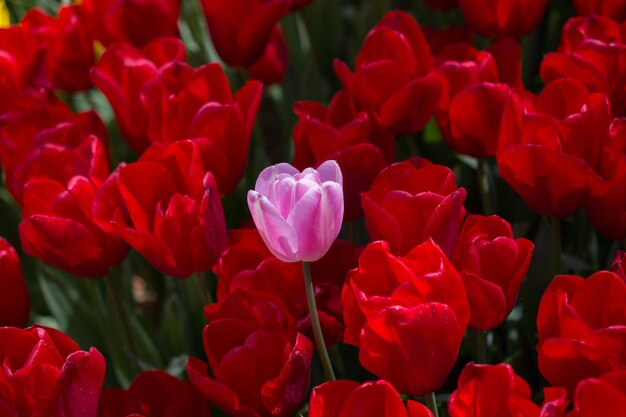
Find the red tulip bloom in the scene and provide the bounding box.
[247,26,289,85]
[200,0,290,67]
[574,0,626,21]
[458,0,549,38]
[452,215,534,330]
[216,228,359,345]
[309,380,434,417]
[541,16,626,116]
[362,159,466,257]
[90,38,186,154]
[434,38,523,157]
[449,363,567,417]
[423,26,473,56]
[537,271,626,393]
[187,289,313,417]
[567,370,626,417]
[81,0,179,48]
[95,52,261,194]
[334,10,441,135]
[0,325,105,416]
[141,62,262,194]
[20,174,128,278]
[0,88,109,205]
[342,240,470,396]
[292,89,394,220]
[21,5,94,92]
[0,26,39,113]
[94,140,227,278]
[585,118,626,240]
[98,370,211,417]
[0,238,29,328]
[497,78,610,218]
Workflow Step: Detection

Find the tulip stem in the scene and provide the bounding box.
[470,328,488,363]
[477,158,493,215]
[104,276,138,372]
[425,392,440,417]
[550,217,562,275]
[195,272,213,306]
[302,261,336,381]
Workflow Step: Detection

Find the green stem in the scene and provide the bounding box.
[470,328,488,364]
[347,221,358,246]
[551,217,562,275]
[195,272,213,305]
[104,275,138,373]
[477,158,493,215]
[330,345,346,379]
[189,0,222,65]
[302,262,335,381]
[425,392,440,417]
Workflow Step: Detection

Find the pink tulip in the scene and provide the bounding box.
[247,160,344,262]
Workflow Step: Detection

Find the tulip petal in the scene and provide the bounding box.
[359,303,463,396]
[316,160,343,187]
[248,191,298,262]
[255,163,300,197]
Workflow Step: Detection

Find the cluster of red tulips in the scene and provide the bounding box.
[1,0,626,415]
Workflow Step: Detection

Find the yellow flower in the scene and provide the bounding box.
[0,0,9,28]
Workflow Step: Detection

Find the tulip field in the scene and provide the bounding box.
[2,0,626,415]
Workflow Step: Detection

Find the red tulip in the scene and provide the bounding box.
[309,380,434,417]
[574,0,626,21]
[449,362,568,417]
[81,0,179,48]
[334,10,441,135]
[537,271,626,394]
[141,62,262,194]
[458,0,549,38]
[342,240,470,396]
[292,89,394,220]
[541,16,626,116]
[90,38,185,153]
[0,25,39,113]
[199,0,290,67]
[434,38,522,157]
[247,26,289,85]
[20,174,128,278]
[216,228,359,345]
[362,159,466,257]
[0,238,29,328]
[497,78,610,218]
[567,370,626,417]
[0,325,105,417]
[585,118,626,240]
[95,53,261,194]
[98,370,211,417]
[452,215,534,330]
[187,289,313,417]
[423,26,473,56]
[0,87,108,205]
[94,140,227,278]
[21,5,94,92]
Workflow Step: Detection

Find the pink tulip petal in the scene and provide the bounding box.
[286,186,323,261]
[248,191,298,262]
[317,160,343,186]
[255,163,300,196]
